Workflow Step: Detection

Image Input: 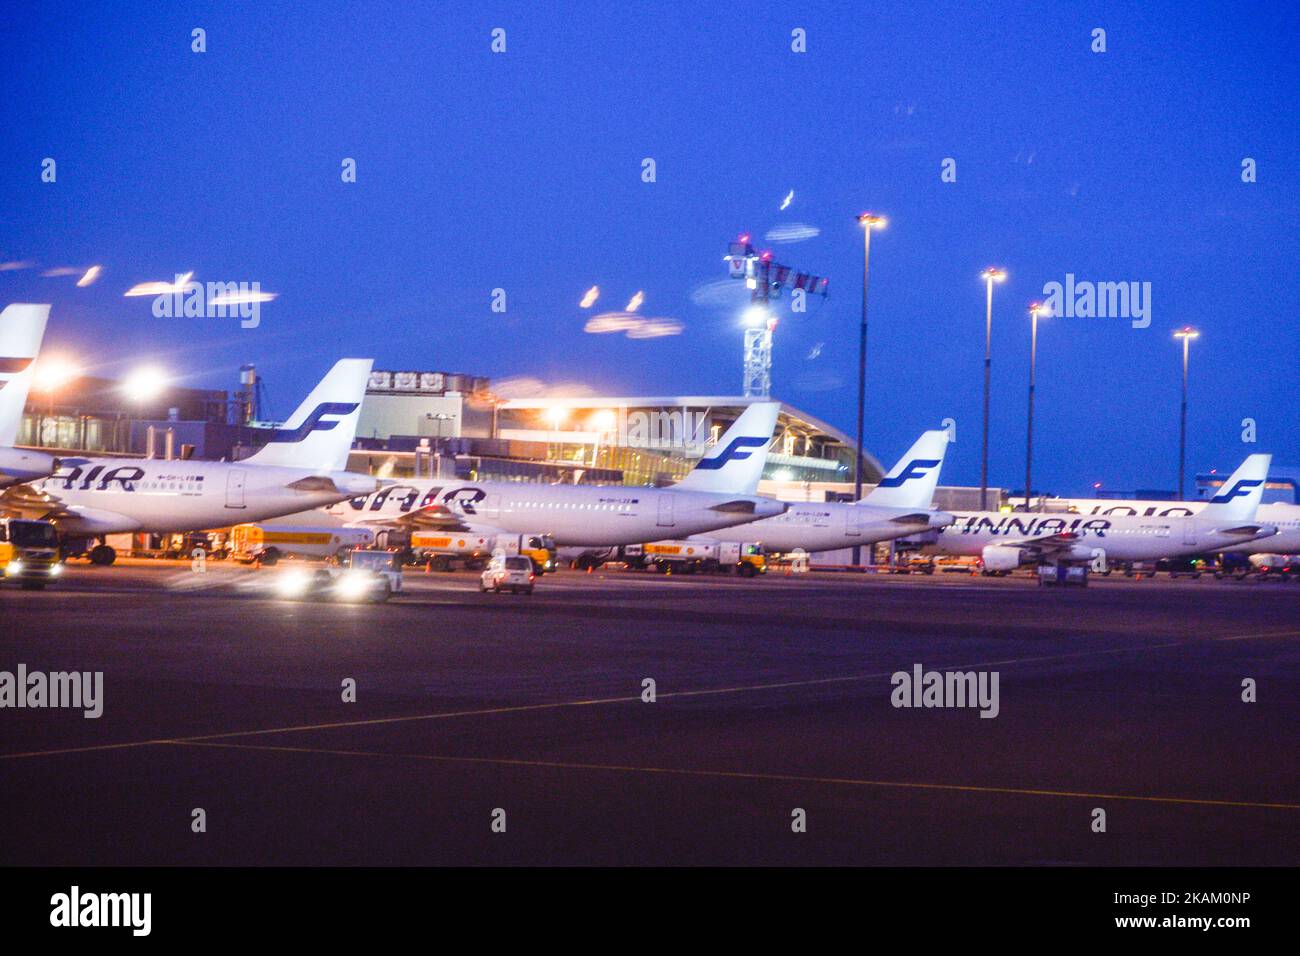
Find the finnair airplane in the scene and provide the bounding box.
[0,304,59,486]
[580,429,955,566]
[703,428,955,552]
[1,357,384,564]
[1024,496,1300,557]
[912,453,1277,571]
[322,402,788,546]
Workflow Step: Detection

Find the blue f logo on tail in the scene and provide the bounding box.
[265,402,360,443]
[1210,479,1263,504]
[877,458,941,488]
[695,435,769,471]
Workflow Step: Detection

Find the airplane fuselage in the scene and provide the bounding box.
[703,501,952,552]
[324,479,786,546]
[1042,499,1300,555]
[918,511,1276,563]
[29,457,379,535]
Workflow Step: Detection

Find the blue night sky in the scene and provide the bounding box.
[3,1,1296,494]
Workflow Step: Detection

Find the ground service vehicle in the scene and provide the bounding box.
[624,540,765,576]
[231,523,375,565]
[480,555,536,594]
[1037,564,1089,587]
[497,533,557,574]
[409,531,494,571]
[1157,556,1210,578]
[275,548,402,602]
[1246,553,1298,581]
[0,517,61,589]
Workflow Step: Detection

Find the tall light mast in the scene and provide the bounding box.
[724,236,828,398]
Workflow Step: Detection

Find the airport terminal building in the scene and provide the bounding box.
[348,369,893,500]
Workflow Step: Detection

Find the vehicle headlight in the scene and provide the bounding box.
[277,570,311,597]
[48,563,62,577]
[9,561,23,575]
[336,571,372,600]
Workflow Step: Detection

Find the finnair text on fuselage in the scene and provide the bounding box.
[941,514,1119,538]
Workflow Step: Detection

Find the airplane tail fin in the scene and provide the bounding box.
[244,359,373,472]
[674,402,780,495]
[1199,453,1272,523]
[863,429,950,509]
[0,304,52,446]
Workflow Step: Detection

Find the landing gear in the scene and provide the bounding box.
[89,544,116,566]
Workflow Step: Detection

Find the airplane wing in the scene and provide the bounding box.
[1214,524,1274,538]
[889,512,934,524]
[0,483,142,532]
[998,531,1083,555]
[0,482,68,520]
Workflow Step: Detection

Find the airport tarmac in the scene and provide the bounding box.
[2,561,1297,866]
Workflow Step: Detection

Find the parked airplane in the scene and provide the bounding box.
[0,304,59,486]
[1019,495,1300,557]
[568,428,955,567]
[707,428,954,552]
[910,453,1277,571]
[0,358,384,564]
[318,402,788,549]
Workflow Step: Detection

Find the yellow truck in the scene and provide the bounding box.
[230,524,375,565]
[495,533,558,574]
[624,540,766,577]
[411,532,558,574]
[0,517,62,590]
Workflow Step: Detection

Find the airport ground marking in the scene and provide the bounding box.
[2,628,1295,761]
[168,739,1300,812]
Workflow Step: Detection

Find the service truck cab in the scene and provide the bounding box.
[0,518,62,589]
[497,533,557,574]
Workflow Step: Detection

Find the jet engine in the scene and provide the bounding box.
[980,544,1025,572]
[0,447,57,486]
